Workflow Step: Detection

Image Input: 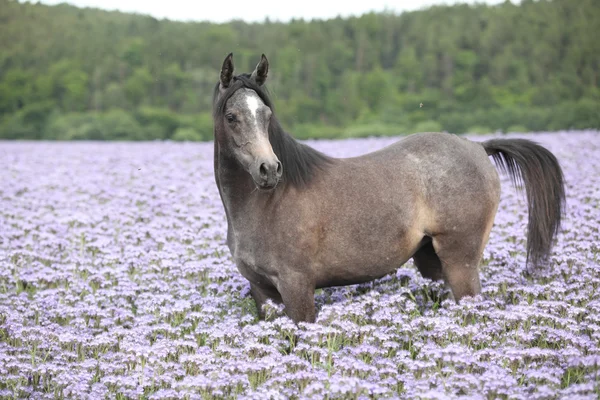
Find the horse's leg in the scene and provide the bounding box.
[250,283,282,320]
[276,273,316,323]
[412,239,444,281]
[432,234,485,301]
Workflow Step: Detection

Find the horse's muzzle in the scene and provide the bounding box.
[255,158,282,189]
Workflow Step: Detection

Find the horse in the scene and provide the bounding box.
[212,53,565,323]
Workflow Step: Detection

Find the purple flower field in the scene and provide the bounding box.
[0,131,599,399]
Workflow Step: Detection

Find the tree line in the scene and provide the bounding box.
[0,0,598,141]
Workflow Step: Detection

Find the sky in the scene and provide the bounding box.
[34,0,512,23]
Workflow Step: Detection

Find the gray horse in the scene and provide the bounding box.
[212,53,565,323]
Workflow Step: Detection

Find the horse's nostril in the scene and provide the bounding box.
[276,162,282,175]
[259,163,268,178]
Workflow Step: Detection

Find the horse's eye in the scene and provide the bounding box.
[226,114,236,123]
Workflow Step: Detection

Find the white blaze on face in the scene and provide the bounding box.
[244,92,273,158]
[245,94,260,128]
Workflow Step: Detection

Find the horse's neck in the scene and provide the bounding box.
[214,144,255,217]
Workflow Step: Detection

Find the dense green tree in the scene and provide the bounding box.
[0,0,598,140]
[124,67,154,107]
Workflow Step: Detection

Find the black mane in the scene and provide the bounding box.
[213,75,332,188]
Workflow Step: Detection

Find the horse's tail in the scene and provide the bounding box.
[482,138,565,268]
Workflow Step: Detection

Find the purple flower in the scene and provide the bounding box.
[1,131,599,398]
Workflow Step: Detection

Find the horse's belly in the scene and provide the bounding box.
[315,259,408,288]
[313,229,423,289]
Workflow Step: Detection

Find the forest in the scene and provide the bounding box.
[0,0,598,141]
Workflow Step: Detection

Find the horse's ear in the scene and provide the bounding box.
[250,54,269,86]
[220,53,234,88]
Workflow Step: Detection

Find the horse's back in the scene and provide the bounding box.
[366,132,486,163]
[366,132,501,234]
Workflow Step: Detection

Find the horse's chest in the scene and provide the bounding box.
[226,198,311,288]
[231,237,279,288]
[234,254,278,289]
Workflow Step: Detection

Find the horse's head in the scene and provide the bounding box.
[213,53,282,191]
